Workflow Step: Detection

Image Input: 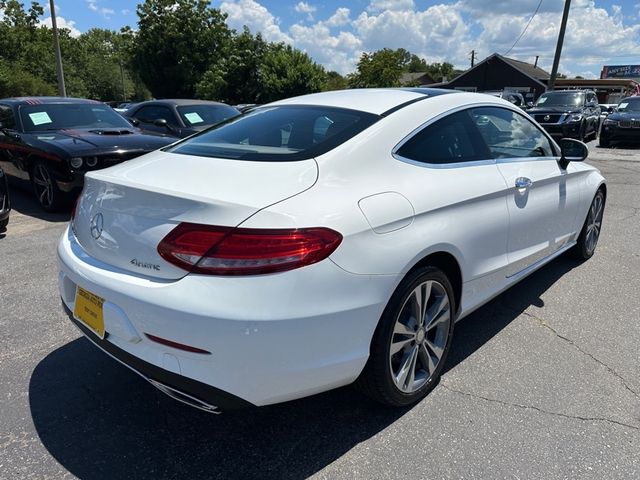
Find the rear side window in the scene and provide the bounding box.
[167,106,378,161]
[470,107,555,158]
[396,110,489,164]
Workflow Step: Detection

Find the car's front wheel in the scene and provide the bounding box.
[31,161,67,212]
[356,266,455,406]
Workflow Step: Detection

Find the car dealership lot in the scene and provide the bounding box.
[1,142,639,479]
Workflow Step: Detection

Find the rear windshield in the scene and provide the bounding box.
[19,103,133,132]
[166,105,379,161]
[177,104,240,126]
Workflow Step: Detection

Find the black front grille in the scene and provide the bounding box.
[535,114,562,123]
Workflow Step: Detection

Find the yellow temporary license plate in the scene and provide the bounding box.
[74,286,105,339]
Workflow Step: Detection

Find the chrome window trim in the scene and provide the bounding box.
[392,102,560,168]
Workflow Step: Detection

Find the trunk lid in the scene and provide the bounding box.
[73,150,318,280]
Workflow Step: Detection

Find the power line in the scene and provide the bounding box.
[504,0,544,56]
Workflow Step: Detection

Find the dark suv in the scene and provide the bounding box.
[528,90,600,142]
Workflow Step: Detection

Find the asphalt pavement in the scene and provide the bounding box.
[1,141,639,479]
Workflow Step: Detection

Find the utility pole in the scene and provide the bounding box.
[534,55,539,68]
[470,50,476,68]
[49,0,66,96]
[548,0,571,91]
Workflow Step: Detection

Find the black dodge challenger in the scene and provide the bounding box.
[0,97,175,211]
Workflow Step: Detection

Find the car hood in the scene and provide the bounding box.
[607,112,640,121]
[28,128,174,156]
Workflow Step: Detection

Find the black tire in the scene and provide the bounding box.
[31,161,67,212]
[571,189,605,260]
[599,136,610,148]
[356,266,456,407]
[0,216,7,231]
[578,121,587,142]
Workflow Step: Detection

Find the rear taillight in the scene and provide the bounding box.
[157,223,342,275]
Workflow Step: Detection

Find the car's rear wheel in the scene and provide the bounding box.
[31,161,66,212]
[572,189,605,260]
[356,266,455,406]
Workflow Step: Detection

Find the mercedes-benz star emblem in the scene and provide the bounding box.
[90,213,104,240]
[544,114,551,122]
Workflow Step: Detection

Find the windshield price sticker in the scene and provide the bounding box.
[537,97,547,104]
[619,102,629,109]
[28,112,53,126]
[184,112,204,124]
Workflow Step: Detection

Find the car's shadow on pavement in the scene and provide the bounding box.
[29,255,582,480]
[8,179,71,223]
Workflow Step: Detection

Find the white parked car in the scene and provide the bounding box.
[58,89,606,412]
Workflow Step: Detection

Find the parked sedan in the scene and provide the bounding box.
[0,97,175,211]
[124,100,240,138]
[59,89,606,412]
[0,166,10,231]
[600,96,640,147]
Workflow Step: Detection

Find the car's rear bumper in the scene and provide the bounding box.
[57,226,398,408]
[61,301,250,412]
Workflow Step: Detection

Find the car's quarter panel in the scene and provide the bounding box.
[58,227,398,406]
[73,152,318,280]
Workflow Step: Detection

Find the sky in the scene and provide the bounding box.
[33,0,640,78]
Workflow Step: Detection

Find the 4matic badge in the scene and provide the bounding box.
[130,258,161,271]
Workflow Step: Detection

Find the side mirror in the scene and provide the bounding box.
[559,138,588,169]
[153,118,168,128]
[129,118,140,126]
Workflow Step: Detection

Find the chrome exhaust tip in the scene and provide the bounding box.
[148,378,221,414]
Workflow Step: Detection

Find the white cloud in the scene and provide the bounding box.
[220,0,292,43]
[295,1,316,21]
[326,7,350,27]
[39,15,82,38]
[367,0,415,12]
[121,9,131,15]
[86,0,115,19]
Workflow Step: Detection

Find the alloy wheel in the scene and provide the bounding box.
[33,164,54,208]
[585,192,604,254]
[389,280,451,393]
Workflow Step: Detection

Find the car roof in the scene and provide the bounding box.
[133,99,233,107]
[268,88,456,115]
[0,96,102,106]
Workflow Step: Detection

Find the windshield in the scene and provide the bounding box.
[535,92,585,107]
[167,105,379,161]
[177,104,240,127]
[617,100,640,112]
[20,103,133,132]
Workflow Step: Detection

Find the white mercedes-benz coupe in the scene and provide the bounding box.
[58,88,606,412]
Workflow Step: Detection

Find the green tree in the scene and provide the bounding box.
[348,48,407,88]
[196,27,268,103]
[322,71,347,91]
[132,0,231,98]
[259,43,325,103]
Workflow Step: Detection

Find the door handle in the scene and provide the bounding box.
[515,177,532,189]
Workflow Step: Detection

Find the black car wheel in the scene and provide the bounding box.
[571,189,605,260]
[578,121,587,142]
[599,135,611,148]
[31,161,66,212]
[356,266,456,407]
